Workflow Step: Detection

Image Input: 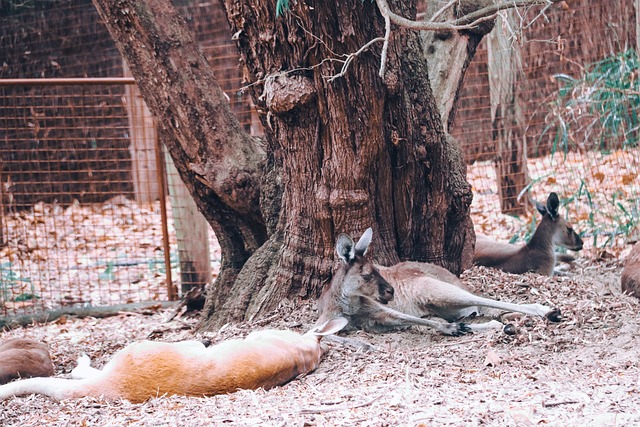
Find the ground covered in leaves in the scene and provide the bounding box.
[0,258,638,426]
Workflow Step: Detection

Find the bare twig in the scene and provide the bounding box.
[450,0,560,27]
[435,336,488,347]
[542,399,580,408]
[369,0,560,82]
[326,37,385,82]
[299,395,382,414]
[244,0,561,86]
[375,0,558,32]
[429,0,457,23]
[379,10,391,78]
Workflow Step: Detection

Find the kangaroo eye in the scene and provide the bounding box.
[362,274,373,281]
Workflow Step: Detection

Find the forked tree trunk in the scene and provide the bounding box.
[92,0,480,329]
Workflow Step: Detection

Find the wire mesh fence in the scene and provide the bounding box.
[453,0,640,253]
[0,80,171,317]
[0,0,639,320]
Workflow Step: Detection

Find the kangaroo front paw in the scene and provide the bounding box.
[545,308,563,322]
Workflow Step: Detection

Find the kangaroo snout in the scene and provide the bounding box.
[378,281,394,304]
[568,235,584,251]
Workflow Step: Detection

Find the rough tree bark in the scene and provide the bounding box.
[91,0,501,329]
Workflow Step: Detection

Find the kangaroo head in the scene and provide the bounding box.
[335,228,394,304]
[535,192,583,251]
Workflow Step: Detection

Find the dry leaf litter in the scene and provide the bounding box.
[0,148,639,425]
[1,260,639,426]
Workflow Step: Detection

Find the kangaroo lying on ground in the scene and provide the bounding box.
[474,192,583,276]
[317,228,561,335]
[0,338,54,385]
[0,318,347,403]
[621,241,640,299]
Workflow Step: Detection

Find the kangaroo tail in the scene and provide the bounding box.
[0,377,89,401]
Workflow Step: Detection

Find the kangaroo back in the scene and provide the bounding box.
[473,192,583,276]
[0,339,54,385]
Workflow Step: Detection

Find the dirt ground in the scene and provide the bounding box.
[0,258,638,427]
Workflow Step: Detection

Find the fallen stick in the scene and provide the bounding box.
[542,399,580,408]
[0,301,176,330]
[299,395,381,414]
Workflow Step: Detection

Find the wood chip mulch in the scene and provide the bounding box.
[1,258,639,426]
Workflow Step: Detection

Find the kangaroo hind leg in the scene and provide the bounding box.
[71,354,102,379]
[420,280,561,322]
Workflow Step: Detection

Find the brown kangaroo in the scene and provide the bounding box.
[621,242,640,299]
[0,318,347,403]
[0,338,54,385]
[317,228,561,335]
[473,192,583,276]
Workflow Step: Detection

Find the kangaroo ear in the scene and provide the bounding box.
[534,199,547,216]
[336,233,355,263]
[354,228,373,256]
[546,192,560,219]
[307,317,349,337]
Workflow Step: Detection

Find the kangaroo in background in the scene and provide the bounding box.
[0,338,54,385]
[621,241,640,299]
[317,228,561,335]
[0,318,347,403]
[473,192,583,276]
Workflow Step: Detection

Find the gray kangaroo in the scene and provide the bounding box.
[474,192,583,276]
[317,228,562,335]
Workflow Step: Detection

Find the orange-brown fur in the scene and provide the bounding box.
[0,338,54,385]
[0,319,347,403]
[622,242,640,299]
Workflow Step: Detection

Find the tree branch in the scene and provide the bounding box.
[91,0,265,226]
[327,37,386,82]
[429,0,457,23]
[262,0,559,84]
[451,0,560,26]
[370,0,561,80]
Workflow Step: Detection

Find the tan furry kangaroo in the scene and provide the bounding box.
[0,318,347,403]
[621,241,640,299]
[0,338,54,385]
[473,192,583,276]
[317,228,561,335]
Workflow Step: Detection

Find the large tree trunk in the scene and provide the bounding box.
[92,0,480,329]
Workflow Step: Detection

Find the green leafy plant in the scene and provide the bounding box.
[542,49,640,154]
[0,262,40,303]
